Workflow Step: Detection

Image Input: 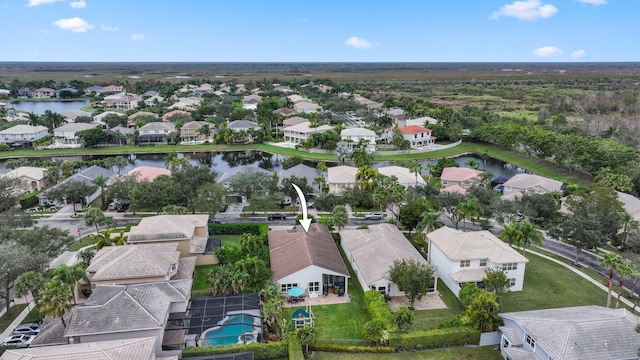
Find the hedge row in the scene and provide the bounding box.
[182,341,287,359]
[208,223,269,236]
[388,326,480,350]
[19,190,42,209]
[288,337,305,360]
[309,343,394,353]
[363,290,397,332]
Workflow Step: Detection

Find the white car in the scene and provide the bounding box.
[2,334,35,348]
[364,212,383,220]
[12,323,40,335]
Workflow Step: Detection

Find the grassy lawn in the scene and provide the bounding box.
[0,304,28,333]
[193,264,216,292]
[313,346,502,360]
[410,280,464,331]
[218,235,243,248]
[67,235,98,251]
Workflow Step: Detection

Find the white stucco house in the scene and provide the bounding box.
[397,125,436,148]
[0,124,49,144]
[340,128,377,151]
[378,165,426,187]
[269,224,349,297]
[500,173,564,200]
[283,121,332,144]
[341,223,436,296]
[53,122,102,147]
[426,226,528,297]
[326,165,358,194]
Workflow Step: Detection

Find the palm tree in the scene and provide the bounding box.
[14,271,47,311]
[408,160,423,185]
[516,219,544,255]
[112,156,128,175]
[39,280,73,327]
[356,166,378,191]
[458,198,482,230]
[351,146,373,168]
[465,158,480,170]
[499,221,523,247]
[616,259,633,308]
[620,212,640,250]
[84,207,111,235]
[95,230,127,250]
[51,264,89,305]
[601,253,622,308]
[417,210,443,235]
[92,174,108,209]
[297,326,318,355]
[197,124,212,141]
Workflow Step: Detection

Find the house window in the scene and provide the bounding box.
[414,134,418,139]
[502,337,510,349]
[280,283,298,293]
[309,282,319,292]
[510,278,516,286]
[442,181,448,185]
[421,133,424,138]
[460,260,470,268]
[525,334,536,349]
[169,263,177,272]
[479,259,487,267]
[502,263,518,271]
[378,286,386,294]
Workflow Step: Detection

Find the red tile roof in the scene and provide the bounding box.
[399,125,431,134]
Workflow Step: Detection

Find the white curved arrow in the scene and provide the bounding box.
[292,183,311,233]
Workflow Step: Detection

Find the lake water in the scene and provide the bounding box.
[0,151,524,179]
[11,100,91,116]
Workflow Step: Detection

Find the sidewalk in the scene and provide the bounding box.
[0,300,35,341]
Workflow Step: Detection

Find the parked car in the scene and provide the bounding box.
[208,217,227,224]
[12,323,40,336]
[268,213,287,220]
[115,201,130,212]
[364,212,383,220]
[2,334,35,348]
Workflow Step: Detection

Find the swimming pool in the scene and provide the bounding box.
[201,314,259,347]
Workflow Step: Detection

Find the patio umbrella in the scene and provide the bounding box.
[287,287,304,297]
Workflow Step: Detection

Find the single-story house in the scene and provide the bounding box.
[500,173,564,200]
[127,214,217,265]
[326,165,358,194]
[269,224,349,297]
[136,122,176,145]
[93,111,125,125]
[168,97,202,111]
[397,116,439,128]
[278,164,322,196]
[398,125,436,148]
[340,128,377,150]
[1,337,173,360]
[499,306,640,360]
[378,165,426,187]
[128,111,159,122]
[353,94,382,109]
[293,100,322,114]
[162,110,191,122]
[107,125,136,144]
[53,122,102,147]
[3,166,49,193]
[242,94,262,110]
[86,242,196,287]
[426,226,528,297]
[440,167,485,194]
[95,85,124,95]
[127,166,172,182]
[341,223,436,296]
[0,124,49,144]
[144,95,165,107]
[180,121,214,142]
[227,120,260,132]
[274,107,297,117]
[218,165,272,189]
[283,121,332,144]
[37,165,115,206]
[287,94,306,103]
[61,111,87,122]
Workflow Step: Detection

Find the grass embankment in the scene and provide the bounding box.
[313,346,503,360]
[193,265,216,292]
[67,235,98,251]
[0,304,28,333]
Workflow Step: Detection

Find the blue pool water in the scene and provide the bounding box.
[203,314,257,347]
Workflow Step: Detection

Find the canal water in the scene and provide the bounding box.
[11,100,91,116]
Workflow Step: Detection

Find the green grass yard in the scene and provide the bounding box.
[192,264,216,292]
[312,346,503,360]
[410,280,464,331]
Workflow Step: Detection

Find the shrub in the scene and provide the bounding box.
[363,290,396,332]
[208,223,268,236]
[288,337,305,360]
[388,326,480,350]
[309,343,394,353]
[0,144,11,152]
[437,316,462,328]
[19,190,42,209]
[182,341,287,359]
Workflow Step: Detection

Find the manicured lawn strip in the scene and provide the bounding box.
[218,235,243,248]
[500,252,609,312]
[67,235,98,251]
[410,279,463,331]
[192,265,216,292]
[0,304,28,333]
[313,346,503,360]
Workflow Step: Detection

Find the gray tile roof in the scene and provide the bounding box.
[218,165,271,184]
[0,124,48,135]
[38,166,115,200]
[53,123,101,133]
[1,337,157,360]
[87,243,180,281]
[127,214,207,243]
[427,227,528,264]
[227,120,259,130]
[278,164,321,189]
[501,306,640,360]
[28,314,71,347]
[173,256,197,280]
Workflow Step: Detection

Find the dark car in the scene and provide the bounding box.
[115,202,130,212]
[268,213,287,220]
[208,217,227,224]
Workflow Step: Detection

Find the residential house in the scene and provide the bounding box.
[128,111,159,122]
[283,121,332,144]
[18,88,31,97]
[340,128,377,151]
[0,89,10,97]
[293,100,322,114]
[398,125,436,148]
[30,280,191,357]
[96,85,124,95]
[162,109,191,122]
[398,116,439,128]
[37,165,115,206]
[341,223,437,296]
[278,164,322,196]
[287,94,306,104]
[282,116,308,128]
[168,97,202,111]
[242,94,262,110]
[127,214,217,265]
[274,107,297,117]
[378,165,426,187]
[426,226,528,297]
[93,111,125,126]
[33,87,55,98]
[144,95,165,107]
[227,120,260,132]
[104,93,142,111]
[326,165,358,194]
[500,173,564,200]
[269,224,349,296]
[107,125,136,145]
[52,122,102,147]
[316,84,333,93]
[86,243,196,287]
[440,167,484,194]
[2,337,174,360]
[274,85,293,93]
[0,124,49,145]
[353,94,382,109]
[3,166,49,193]
[136,122,176,145]
[499,306,640,360]
[194,83,213,94]
[127,166,172,182]
[61,111,87,122]
[180,121,214,143]
[218,165,272,189]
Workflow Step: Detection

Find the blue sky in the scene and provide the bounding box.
[0,0,635,62]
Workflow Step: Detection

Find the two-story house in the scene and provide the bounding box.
[340,128,377,151]
[440,167,485,194]
[32,87,55,98]
[426,226,528,297]
[398,125,436,148]
[136,122,176,144]
[283,121,332,144]
[0,124,49,145]
[53,123,102,147]
[180,120,214,143]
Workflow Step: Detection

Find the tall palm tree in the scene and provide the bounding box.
[92,174,108,209]
[601,253,622,308]
[409,160,423,185]
[95,230,127,250]
[499,221,523,247]
[516,219,544,255]
[51,264,90,304]
[458,198,482,230]
[14,271,47,311]
[84,207,110,235]
[351,146,373,168]
[39,280,73,327]
[197,124,212,141]
[356,166,378,191]
[417,210,443,235]
[616,259,633,308]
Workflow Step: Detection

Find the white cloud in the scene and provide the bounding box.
[345,36,376,49]
[577,0,607,5]
[533,46,563,57]
[131,33,144,41]
[571,49,586,58]
[53,17,94,32]
[101,25,118,32]
[26,0,62,6]
[69,0,86,8]
[491,0,558,20]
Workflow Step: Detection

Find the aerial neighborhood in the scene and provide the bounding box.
[1,72,640,360]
